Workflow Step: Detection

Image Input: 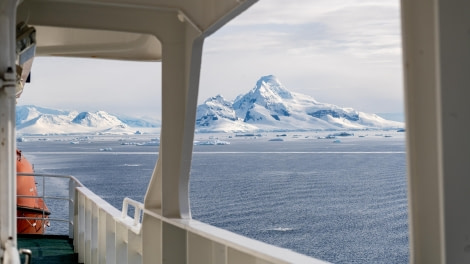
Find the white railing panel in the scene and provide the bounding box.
[85,197,92,263]
[187,232,226,264]
[69,178,77,238]
[75,187,121,264]
[115,220,129,264]
[17,171,329,264]
[178,219,328,264]
[105,211,117,264]
[91,202,99,264]
[228,248,272,264]
[73,185,79,253]
[142,212,162,264]
[74,190,328,264]
[128,228,142,263]
[98,207,107,264]
[162,221,186,263]
[77,192,86,263]
[211,239,226,263]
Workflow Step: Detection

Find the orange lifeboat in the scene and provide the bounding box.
[16,149,50,234]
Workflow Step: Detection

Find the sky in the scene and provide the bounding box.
[18,0,403,120]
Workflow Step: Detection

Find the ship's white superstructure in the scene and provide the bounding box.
[1,0,470,263]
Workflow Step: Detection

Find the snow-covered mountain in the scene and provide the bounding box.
[16,105,159,135]
[16,75,403,134]
[196,75,404,132]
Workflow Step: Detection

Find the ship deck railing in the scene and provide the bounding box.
[16,173,328,264]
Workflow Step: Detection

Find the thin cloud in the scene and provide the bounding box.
[200,1,403,114]
[19,1,404,117]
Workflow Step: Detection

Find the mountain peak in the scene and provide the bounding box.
[72,111,124,128]
[254,75,292,100]
[233,75,292,121]
[196,75,404,132]
[205,94,228,105]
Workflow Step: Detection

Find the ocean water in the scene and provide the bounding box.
[18,131,408,264]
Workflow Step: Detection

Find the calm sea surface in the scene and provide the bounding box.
[18,131,408,264]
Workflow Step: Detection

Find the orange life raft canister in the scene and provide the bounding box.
[16,149,50,234]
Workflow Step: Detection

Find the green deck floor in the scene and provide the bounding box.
[17,235,79,264]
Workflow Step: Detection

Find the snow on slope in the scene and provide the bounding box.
[72,111,125,128]
[196,75,404,132]
[17,75,403,134]
[196,95,258,132]
[16,105,159,135]
[233,75,292,120]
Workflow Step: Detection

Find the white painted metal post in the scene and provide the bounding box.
[401,1,443,263]
[77,192,85,263]
[158,23,201,220]
[402,1,470,263]
[142,2,258,263]
[0,0,18,251]
[435,1,470,263]
[69,178,76,238]
[142,15,202,264]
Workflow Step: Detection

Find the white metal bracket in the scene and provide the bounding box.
[1,67,16,89]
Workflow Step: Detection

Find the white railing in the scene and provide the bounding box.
[16,173,83,238]
[18,173,328,263]
[75,190,329,264]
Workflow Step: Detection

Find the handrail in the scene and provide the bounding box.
[16,173,83,186]
[16,173,83,238]
[114,197,328,263]
[16,174,327,263]
[121,197,143,227]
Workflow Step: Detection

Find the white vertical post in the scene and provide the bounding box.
[78,192,86,263]
[0,0,18,250]
[401,1,443,263]
[142,13,202,264]
[85,197,92,263]
[69,178,76,238]
[402,0,470,263]
[127,229,142,264]
[91,202,99,263]
[436,1,470,263]
[98,208,107,264]
[105,212,116,264]
[142,2,258,263]
[115,221,128,264]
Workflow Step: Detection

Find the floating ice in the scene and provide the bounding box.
[194,139,230,145]
[266,227,294,232]
[99,148,113,151]
[136,141,160,146]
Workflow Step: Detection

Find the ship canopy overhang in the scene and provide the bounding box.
[16,0,255,61]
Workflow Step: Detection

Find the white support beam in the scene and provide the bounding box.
[402,0,470,263]
[401,1,443,262]
[159,21,202,219]
[141,2,257,263]
[141,13,202,264]
[0,0,19,250]
[437,1,470,263]
[142,14,201,218]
